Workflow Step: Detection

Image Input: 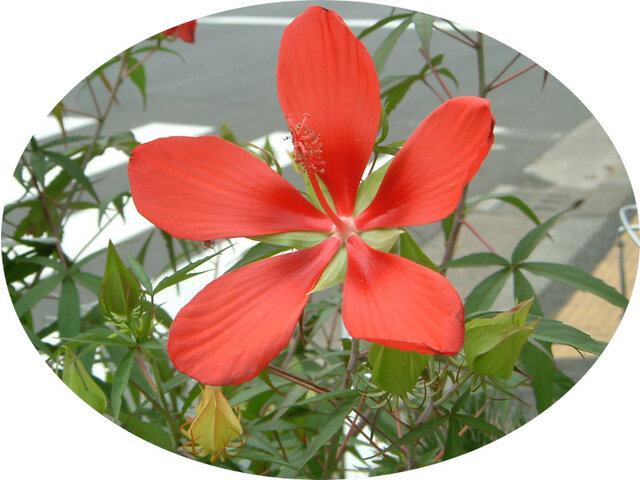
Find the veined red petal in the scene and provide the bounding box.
[167,237,341,385]
[356,97,494,230]
[277,6,380,217]
[343,235,464,355]
[128,136,332,241]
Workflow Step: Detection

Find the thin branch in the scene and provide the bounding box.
[420,48,453,99]
[461,219,498,254]
[421,77,446,103]
[486,52,521,88]
[487,63,537,92]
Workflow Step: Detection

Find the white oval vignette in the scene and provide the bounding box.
[0,0,637,479]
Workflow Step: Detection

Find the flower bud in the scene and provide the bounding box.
[182,386,243,461]
[99,241,146,337]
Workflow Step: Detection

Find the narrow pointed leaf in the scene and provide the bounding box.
[511,203,581,264]
[464,268,510,313]
[111,347,136,421]
[62,347,107,413]
[520,261,628,308]
[467,192,541,225]
[58,277,81,338]
[14,273,64,317]
[152,250,227,295]
[373,17,412,74]
[532,317,607,355]
[445,252,511,268]
[513,269,544,316]
[226,242,289,272]
[294,396,359,472]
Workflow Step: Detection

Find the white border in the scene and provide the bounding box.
[1,1,637,478]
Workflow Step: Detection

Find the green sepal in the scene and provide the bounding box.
[309,247,347,293]
[353,162,392,216]
[368,343,430,395]
[360,228,403,252]
[251,231,330,249]
[463,298,536,379]
[61,347,107,413]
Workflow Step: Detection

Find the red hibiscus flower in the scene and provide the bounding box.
[163,20,197,43]
[129,6,495,385]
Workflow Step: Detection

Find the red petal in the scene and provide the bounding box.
[356,97,494,230]
[128,136,332,241]
[343,235,464,355]
[277,6,380,217]
[168,237,341,385]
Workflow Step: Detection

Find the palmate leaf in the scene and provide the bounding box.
[444,252,511,268]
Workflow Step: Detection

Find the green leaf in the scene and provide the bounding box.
[354,162,391,216]
[444,252,511,269]
[226,242,289,272]
[467,193,541,225]
[111,347,136,421]
[372,17,413,74]
[126,56,147,106]
[532,317,607,355]
[412,13,435,56]
[443,416,465,460]
[251,231,329,249]
[62,347,107,413]
[511,203,581,264]
[120,414,173,451]
[512,268,543,316]
[398,230,441,272]
[523,341,555,413]
[368,343,430,395]
[453,414,505,437]
[44,150,100,202]
[520,261,628,309]
[70,271,103,295]
[294,396,358,472]
[152,250,225,294]
[464,268,511,313]
[14,273,64,317]
[357,13,412,39]
[385,415,446,451]
[123,249,153,293]
[58,277,81,338]
[381,75,421,115]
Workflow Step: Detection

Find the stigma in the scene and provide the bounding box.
[285,113,325,174]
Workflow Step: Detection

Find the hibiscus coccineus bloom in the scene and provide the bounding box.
[163,20,197,43]
[129,6,495,385]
